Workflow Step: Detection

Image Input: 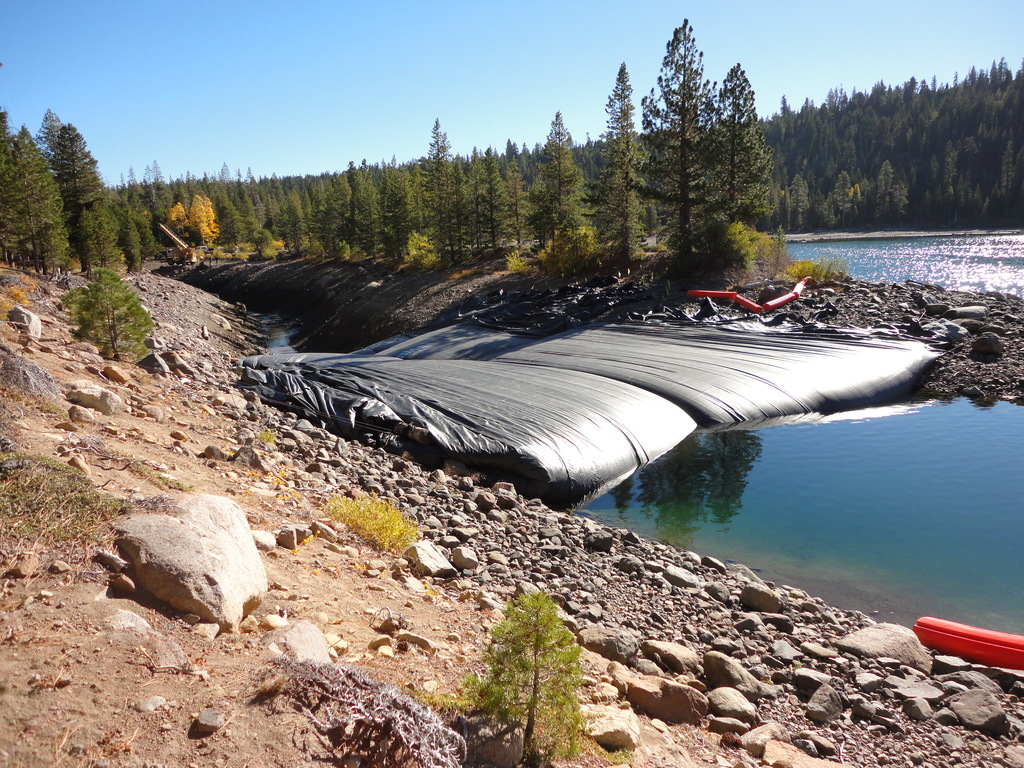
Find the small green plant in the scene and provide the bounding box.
[256,429,276,445]
[537,225,600,278]
[466,591,584,766]
[0,452,132,542]
[784,255,849,282]
[323,494,419,553]
[63,267,154,361]
[505,250,532,274]
[404,232,443,272]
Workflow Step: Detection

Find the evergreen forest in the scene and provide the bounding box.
[2,19,1023,282]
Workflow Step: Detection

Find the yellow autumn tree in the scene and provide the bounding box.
[188,194,219,245]
[167,201,188,234]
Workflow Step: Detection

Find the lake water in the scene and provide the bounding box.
[583,232,1024,633]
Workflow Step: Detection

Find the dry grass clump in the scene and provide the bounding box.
[323,494,419,553]
[784,256,849,282]
[0,453,131,542]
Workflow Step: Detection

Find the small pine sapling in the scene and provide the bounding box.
[468,590,584,766]
[64,268,153,361]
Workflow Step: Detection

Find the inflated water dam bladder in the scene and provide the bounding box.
[241,313,939,503]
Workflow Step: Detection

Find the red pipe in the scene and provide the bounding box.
[687,277,809,314]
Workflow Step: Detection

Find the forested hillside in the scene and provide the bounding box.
[761,59,1024,231]
[3,41,1022,288]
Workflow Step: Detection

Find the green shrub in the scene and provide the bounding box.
[537,225,599,278]
[323,494,419,553]
[256,429,276,445]
[63,267,153,361]
[784,255,849,282]
[467,591,584,766]
[505,250,532,274]
[404,232,444,272]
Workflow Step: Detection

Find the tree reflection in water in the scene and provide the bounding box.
[607,429,762,548]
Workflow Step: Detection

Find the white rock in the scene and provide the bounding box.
[114,494,268,631]
[585,704,642,751]
[66,380,124,415]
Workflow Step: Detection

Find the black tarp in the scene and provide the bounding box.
[242,291,941,501]
[240,354,696,501]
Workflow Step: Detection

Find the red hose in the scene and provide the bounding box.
[687,277,809,314]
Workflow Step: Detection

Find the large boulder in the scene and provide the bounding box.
[584,704,642,751]
[836,623,932,674]
[66,380,124,415]
[114,494,268,631]
[7,305,42,338]
[951,689,1011,736]
[404,541,457,578]
[703,650,780,701]
[641,639,702,676]
[625,675,708,724]
[707,686,758,724]
[579,626,639,665]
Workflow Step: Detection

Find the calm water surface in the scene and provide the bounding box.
[584,233,1024,633]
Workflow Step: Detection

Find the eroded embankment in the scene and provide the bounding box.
[178,258,554,353]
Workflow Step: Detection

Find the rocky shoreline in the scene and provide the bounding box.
[2,266,1024,767]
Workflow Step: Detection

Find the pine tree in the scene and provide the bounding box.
[594,63,645,266]
[711,64,773,225]
[37,115,107,273]
[78,204,120,269]
[469,591,584,766]
[481,147,506,249]
[641,19,716,268]
[503,160,526,246]
[379,163,413,260]
[8,125,69,274]
[424,120,464,261]
[528,112,585,247]
[349,162,379,256]
[65,267,153,360]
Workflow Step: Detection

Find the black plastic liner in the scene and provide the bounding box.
[240,280,942,501]
[240,355,696,501]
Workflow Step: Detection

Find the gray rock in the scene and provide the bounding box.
[923,319,972,343]
[972,332,1006,355]
[703,581,732,604]
[66,380,124,415]
[463,716,523,768]
[230,444,272,472]
[951,689,1011,736]
[888,679,945,703]
[662,564,703,590]
[451,546,480,571]
[793,668,832,693]
[703,650,779,701]
[251,530,277,552]
[584,704,642,751]
[945,304,989,319]
[114,493,268,631]
[806,682,843,723]
[739,582,782,613]
[625,675,708,724]
[739,722,789,759]
[404,541,457,578]
[903,697,933,721]
[579,626,639,665]
[836,623,932,673]
[641,639,702,675]
[7,305,42,338]
[193,707,226,735]
[138,352,172,375]
[262,620,332,663]
[707,686,758,723]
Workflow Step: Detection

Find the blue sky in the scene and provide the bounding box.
[3,0,1023,183]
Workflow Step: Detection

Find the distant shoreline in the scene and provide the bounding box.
[787,227,1024,243]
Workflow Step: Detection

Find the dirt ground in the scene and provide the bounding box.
[0,268,718,768]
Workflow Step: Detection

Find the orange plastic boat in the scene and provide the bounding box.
[913,616,1024,670]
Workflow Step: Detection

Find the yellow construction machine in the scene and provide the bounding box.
[158,223,200,264]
